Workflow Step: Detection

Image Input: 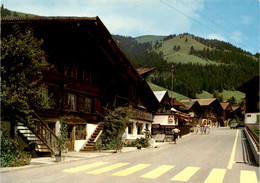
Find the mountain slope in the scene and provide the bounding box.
[153,34,221,65]
[1,5,37,17]
[115,34,258,100]
[136,33,258,66]
[135,35,165,46]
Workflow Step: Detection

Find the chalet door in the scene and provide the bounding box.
[66,125,75,151]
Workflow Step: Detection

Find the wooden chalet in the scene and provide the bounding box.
[232,106,244,122]
[179,100,203,126]
[237,75,260,124]
[136,67,156,79]
[172,99,185,111]
[220,102,233,125]
[189,98,223,126]
[153,91,171,113]
[2,17,159,153]
[151,91,191,137]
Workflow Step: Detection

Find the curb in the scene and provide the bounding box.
[0,152,113,173]
[0,147,143,173]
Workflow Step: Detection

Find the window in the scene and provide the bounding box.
[64,66,77,78]
[145,123,149,130]
[70,67,77,78]
[128,123,133,134]
[75,125,86,140]
[137,123,143,135]
[68,94,76,110]
[40,56,47,64]
[85,97,93,113]
[83,70,91,82]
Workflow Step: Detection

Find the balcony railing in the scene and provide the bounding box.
[129,109,153,122]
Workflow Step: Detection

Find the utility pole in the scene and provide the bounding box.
[171,63,174,107]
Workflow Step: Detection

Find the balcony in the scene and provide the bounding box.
[129,108,153,122]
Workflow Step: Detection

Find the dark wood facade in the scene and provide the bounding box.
[188,98,223,126]
[2,17,159,151]
[237,75,260,113]
[180,100,203,125]
[220,102,233,125]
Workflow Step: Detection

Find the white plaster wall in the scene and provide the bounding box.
[125,119,151,140]
[87,124,98,141]
[153,115,177,125]
[245,113,260,124]
[55,121,60,136]
[74,140,87,152]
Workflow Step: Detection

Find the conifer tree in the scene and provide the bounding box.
[1,25,52,137]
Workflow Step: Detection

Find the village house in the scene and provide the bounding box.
[220,102,233,125]
[179,100,203,126]
[188,98,223,127]
[151,90,191,137]
[153,91,171,113]
[232,106,244,122]
[2,17,159,153]
[237,75,260,124]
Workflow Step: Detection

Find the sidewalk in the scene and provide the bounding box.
[0,144,168,173]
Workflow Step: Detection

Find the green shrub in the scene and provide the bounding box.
[99,107,129,151]
[250,126,259,137]
[1,133,31,167]
[136,137,150,148]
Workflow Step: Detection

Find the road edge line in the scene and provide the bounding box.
[227,129,239,169]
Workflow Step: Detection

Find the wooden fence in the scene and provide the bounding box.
[245,124,259,152]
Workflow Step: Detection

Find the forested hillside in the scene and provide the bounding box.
[1,5,37,17]
[113,34,259,102]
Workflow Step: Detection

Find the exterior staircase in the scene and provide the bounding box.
[81,123,104,151]
[17,111,59,155]
[17,123,51,153]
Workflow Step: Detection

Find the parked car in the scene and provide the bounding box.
[230,123,238,129]
[236,123,245,128]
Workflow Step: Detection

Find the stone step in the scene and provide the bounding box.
[17,126,29,130]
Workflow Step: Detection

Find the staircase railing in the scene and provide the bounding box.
[25,110,59,154]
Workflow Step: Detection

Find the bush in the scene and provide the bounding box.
[1,132,31,167]
[136,137,150,148]
[99,107,129,151]
[126,137,150,148]
[250,126,259,137]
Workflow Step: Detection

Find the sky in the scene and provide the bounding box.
[2,0,259,54]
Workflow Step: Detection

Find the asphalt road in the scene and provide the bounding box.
[1,127,259,183]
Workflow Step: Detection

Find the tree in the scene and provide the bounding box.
[13,11,18,17]
[190,46,195,54]
[1,25,52,137]
[1,4,11,17]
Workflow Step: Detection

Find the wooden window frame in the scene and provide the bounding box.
[84,97,93,113]
[68,94,77,111]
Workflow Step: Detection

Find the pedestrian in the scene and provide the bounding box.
[200,125,204,135]
[206,125,210,134]
[204,125,207,134]
[172,127,180,144]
